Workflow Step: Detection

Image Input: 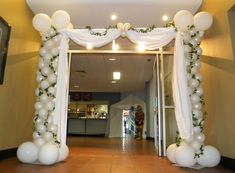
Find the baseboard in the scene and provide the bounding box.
[220,156,235,171]
[0,148,17,160]
[146,137,154,141]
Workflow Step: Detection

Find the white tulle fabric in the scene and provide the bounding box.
[54,27,193,145]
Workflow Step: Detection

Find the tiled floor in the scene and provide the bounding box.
[0,136,233,173]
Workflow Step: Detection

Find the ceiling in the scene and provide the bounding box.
[27,0,202,92]
[70,53,156,92]
[26,0,202,28]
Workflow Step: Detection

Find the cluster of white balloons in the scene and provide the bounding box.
[166,10,220,168]
[17,10,71,165]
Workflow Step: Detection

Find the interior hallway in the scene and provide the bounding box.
[0,137,233,173]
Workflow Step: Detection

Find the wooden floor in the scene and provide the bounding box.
[0,136,233,173]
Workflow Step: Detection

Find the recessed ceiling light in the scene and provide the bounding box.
[109,58,116,61]
[110,14,117,21]
[162,15,169,22]
[113,72,121,80]
[111,80,117,83]
[137,43,145,52]
[74,85,79,88]
[86,44,93,50]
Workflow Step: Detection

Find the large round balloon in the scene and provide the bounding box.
[32,13,51,32]
[174,10,194,31]
[194,12,213,31]
[58,145,69,162]
[197,145,220,167]
[38,143,59,165]
[166,143,178,163]
[51,10,70,30]
[175,145,196,167]
[17,142,38,163]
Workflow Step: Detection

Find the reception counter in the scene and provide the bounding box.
[67,118,107,135]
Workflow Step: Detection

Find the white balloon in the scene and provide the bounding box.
[182,32,191,43]
[189,28,197,36]
[33,131,41,140]
[193,103,202,110]
[196,47,203,55]
[46,101,55,111]
[38,143,59,165]
[184,45,192,53]
[194,61,201,68]
[41,66,51,76]
[192,53,198,60]
[189,79,199,88]
[48,87,56,95]
[36,74,44,82]
[35,117,44,124]
[121,31,127,37]
[44,40,54,49]
[195,74,203,81]
[52,35,62,45]
[48,124,58,133]
[40,80,50,89]
[175,145,196,167]
[43,54,53,63]
[38,59,46,69]
[166,144,178,163]
[39,47,48,57]
[191,94,200,104]
[195,133,205,143]
[48,28,57,37]
[48,74,57,84]
[51,10,70,30]
[191,66,199,75]
[191,141,201,151]
[52,61,58,69]
[58,145,69,162]
[38,108,48,118]
[43,131,53,142]
[194,12,213,31]
[17,142,38,163]
[40,94,49,103]
[189,39,198,48]
[195,86,204,96]
[174,10,194,31]
[35,102,43,110]
[199,31,205,37]
[36,123,47,133]
[193,109,203,119]
[34,137,46,147]
[180,140,189,146]
[197,145,220,167]
[32,13,51,32]
[50,47,59,56]
[193,126,201,134]
[47,115,54,124]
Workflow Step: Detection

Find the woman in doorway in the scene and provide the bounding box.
[135,105,144,140]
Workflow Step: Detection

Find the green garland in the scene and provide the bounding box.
[84,21,175,36]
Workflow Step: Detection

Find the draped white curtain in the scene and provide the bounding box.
[54,27,193,145]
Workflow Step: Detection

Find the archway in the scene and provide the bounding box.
[17,10,220,168]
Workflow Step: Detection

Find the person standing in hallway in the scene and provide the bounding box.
[135,105,144,139]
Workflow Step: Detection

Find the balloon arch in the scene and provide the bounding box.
[17,10,220,167]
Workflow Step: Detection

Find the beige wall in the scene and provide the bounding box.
[200,0,235,158]
[0,0,40,150]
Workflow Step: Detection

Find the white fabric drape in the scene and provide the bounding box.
[54,27,193,145]
[127,28,175,50]
[172,32,193,140]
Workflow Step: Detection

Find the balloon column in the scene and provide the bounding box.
[167,10,220,168]
[17,10,71,165]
